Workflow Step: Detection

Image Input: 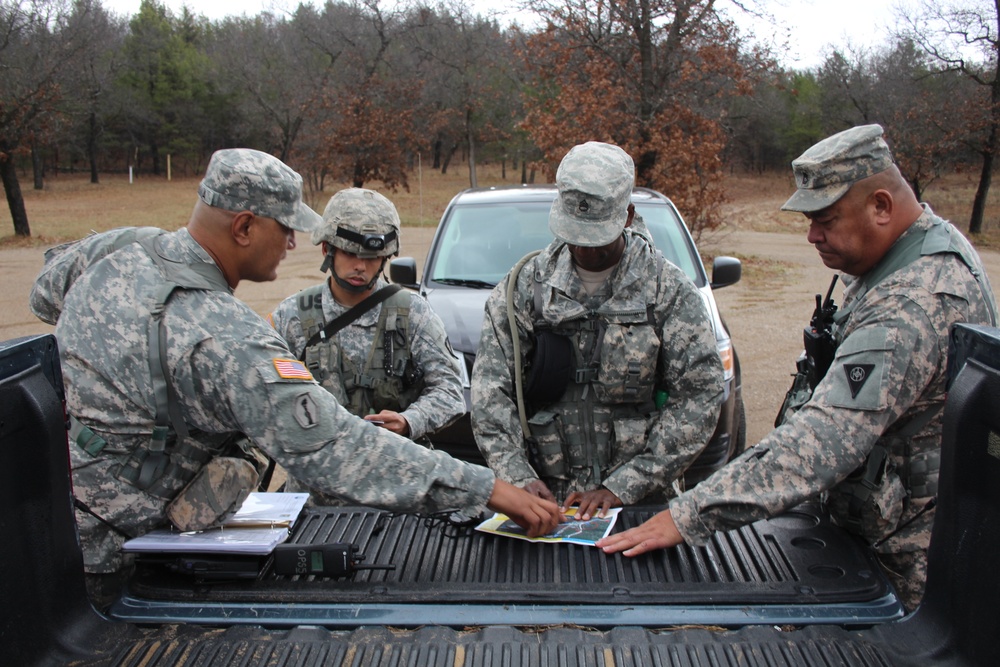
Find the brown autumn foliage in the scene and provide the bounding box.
[304,77,421,193]
[517,1,767,238]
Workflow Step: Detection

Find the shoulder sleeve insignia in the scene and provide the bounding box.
[273,358,314,381]
[844,363,875,399]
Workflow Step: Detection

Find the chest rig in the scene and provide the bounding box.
[296,283,424,416]
[520,249,666,490]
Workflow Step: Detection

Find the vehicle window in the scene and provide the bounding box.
[633,203,703,285]
[431,200,704,287]
[432,204,554,284]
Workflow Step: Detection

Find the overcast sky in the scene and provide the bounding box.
[100,0,907,70]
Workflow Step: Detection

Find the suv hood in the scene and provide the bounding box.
[423,285,491,356]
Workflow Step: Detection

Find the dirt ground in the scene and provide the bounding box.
[7,224,1000,446]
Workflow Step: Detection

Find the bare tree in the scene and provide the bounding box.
[297,0,420,191]
[60,0,126,184]
[406,3,517,187]
[901,0,1000,233]
[1,0,92,236]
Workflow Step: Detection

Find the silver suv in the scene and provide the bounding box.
[390,185,744,487]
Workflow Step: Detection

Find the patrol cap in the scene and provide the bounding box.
[781,124,895,213]
[311,188,401,259]
[549,142,634,247]
[198,148,322,233]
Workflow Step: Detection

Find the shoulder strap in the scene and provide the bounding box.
[133,235,228,489]
[301,284,404,359]
[508,251,542,438]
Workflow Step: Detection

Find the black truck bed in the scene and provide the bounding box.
[117,504,899,628]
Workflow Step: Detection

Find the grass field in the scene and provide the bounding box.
[0,161,520,246]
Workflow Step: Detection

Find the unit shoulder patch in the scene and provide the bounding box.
[844,363,875,399]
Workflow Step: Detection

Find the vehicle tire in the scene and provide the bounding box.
[731,398,747,459]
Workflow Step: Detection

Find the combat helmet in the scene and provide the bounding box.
[312,188,401,272]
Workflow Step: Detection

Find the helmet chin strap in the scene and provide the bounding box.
[333,272,378,294]
[321,249,386,294]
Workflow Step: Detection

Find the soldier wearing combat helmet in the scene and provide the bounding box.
[471,141,725,521]
[315,188,401,284]
[597,125,998,612]
[270,188,465,448]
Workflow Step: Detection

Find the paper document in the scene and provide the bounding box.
[122,492,309,556]
[475,507,621,546]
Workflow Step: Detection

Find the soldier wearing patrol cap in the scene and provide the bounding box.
[29,150,561,609]
[471,141,725,521]
[269,189,465,488]
[597,125,998,612]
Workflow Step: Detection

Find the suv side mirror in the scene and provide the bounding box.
[710,256,741,290]
[389,257,419,288]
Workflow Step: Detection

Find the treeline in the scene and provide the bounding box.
[2,0,998,237]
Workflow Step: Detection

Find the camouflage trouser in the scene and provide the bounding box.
[877,549,928,613]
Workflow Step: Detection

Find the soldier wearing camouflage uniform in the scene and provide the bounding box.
[269,189,465,503]
[597,125,998,612]
[29,148,561,607]
[472,141,725,521]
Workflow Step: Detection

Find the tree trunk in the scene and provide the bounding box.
[150,142,161,176]
[88,111,100,184]
[467,109,478,188]
[32,144,44,190]
[521,159,527,184]
[969,149,994,234]
[441,143,457,174]
[972,9,1000,235]
[1,153,31,236]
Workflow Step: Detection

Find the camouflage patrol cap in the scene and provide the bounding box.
[198,148,322,233]
[781,124,895,213]
[549,142,635,247]
[311,188,401,258]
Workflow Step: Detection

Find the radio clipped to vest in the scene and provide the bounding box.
[775,276,839,428]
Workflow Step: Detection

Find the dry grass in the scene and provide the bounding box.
[0,161,520,248]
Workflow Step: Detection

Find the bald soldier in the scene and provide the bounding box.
[30,148,561,607]
[597,125,997,611]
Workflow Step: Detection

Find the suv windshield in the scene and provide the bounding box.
[430,199,704,287]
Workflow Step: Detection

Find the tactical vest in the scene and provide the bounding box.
[68,233,249,501]
[296,283,424,416]
[523,250,666,493]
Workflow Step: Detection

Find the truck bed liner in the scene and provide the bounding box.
[116,503,899,628]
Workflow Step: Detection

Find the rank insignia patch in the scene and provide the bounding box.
[274,358,314,381]
[844,363,875,399]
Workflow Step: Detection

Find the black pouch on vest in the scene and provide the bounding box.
[525,330,574,405]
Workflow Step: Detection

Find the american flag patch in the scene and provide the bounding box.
[273,358,314,381]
